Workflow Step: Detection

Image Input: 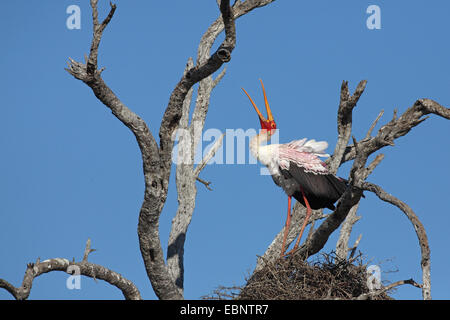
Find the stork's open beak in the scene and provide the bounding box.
[242,79,274,123]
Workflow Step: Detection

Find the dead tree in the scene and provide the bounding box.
[0,0,276,300]
[1,1,449,301]
[253,81,450,300]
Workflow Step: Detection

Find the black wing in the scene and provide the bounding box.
[280,162,347,210]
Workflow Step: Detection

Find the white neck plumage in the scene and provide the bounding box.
[250,130,278,167]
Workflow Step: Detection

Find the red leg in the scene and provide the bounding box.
[287,188,311,255]
[280,195,292,257]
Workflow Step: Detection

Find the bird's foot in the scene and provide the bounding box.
[283,245,299,257]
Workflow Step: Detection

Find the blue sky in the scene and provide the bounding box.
[1,1,449,300]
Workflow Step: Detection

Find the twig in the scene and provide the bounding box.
[327,80,367,174]
[365,109,384,139]
[82,238,96,262]
[363,153,385,179]
[87,0,117,75]
[348,234,362,261]
[196,177,213,191]
[194,133,225,177]
[212,67,227,88]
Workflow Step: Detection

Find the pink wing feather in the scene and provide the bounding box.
[278,138,330,174]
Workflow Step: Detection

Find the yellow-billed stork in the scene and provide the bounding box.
[242,80,347,257]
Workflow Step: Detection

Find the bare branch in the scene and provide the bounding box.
[293,132,369,260]
[335,152,384,259]
[196,177,213,191]
[361,181,431,300]
[213,67,227,88]
[348,233,362,261]
[304,218,317,246]
[164,0,237,296]
[341,98,450,164]
[356,279,422,300]
[0,279,17,299]
[82,238,96,262]
[365,109,384,140]
[335,202,361,260]
[0,241,141,300]
[289,118,372,261]
[87,0,117,75]
[256,81,445,303]
[67,0,276,300]
[179,58,196,130]
[194,133,225,177]
[166,59,196,294]
[158,0,236,177]
[327,80,367,174]
[306,90,446,298]
[166,0,276,295]
[363,153,385,179]
[66,1,173,298]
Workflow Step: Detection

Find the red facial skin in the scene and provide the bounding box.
[260,119,277,136]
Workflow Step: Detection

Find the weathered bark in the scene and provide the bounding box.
[0,240,141,300]
[166,0,277,295]
[65,0,276,300]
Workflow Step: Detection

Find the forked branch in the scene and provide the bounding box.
[66,0,276,300]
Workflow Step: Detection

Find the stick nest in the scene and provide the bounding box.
[205,252,392,300]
